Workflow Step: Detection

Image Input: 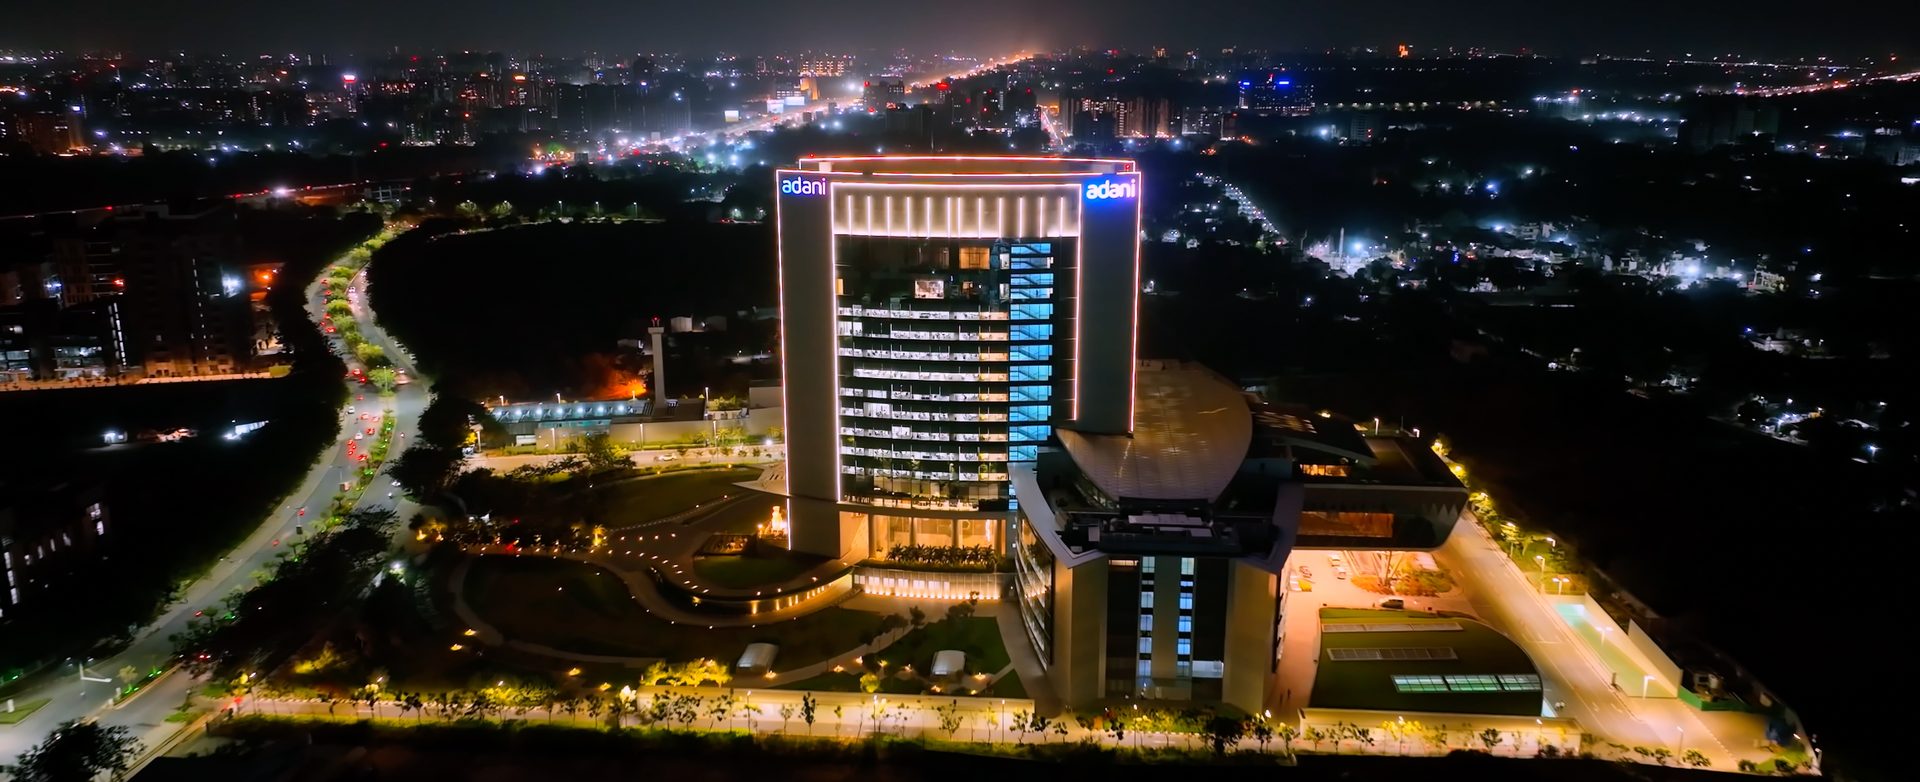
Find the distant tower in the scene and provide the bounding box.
[648,318,667,408]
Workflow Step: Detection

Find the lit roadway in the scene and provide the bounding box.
[1432,516,1754,767]
[1733,66,1920,97]
[0,250,431,769]
[631,52,1034,153]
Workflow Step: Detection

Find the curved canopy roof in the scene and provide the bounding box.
[1057,362,1252,501]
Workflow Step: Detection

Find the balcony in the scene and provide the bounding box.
[837,348,1010,362]
[839,306,1010,322]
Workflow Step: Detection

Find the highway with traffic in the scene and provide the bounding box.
[0,244,432,770]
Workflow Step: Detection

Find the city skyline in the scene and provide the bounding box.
[0,0,1914,60]
[2,18,1911,781]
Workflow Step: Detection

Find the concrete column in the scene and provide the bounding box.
[648,325,667,406]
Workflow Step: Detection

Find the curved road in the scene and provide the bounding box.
[1,243,432,768]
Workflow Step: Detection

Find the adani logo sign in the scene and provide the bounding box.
[778,176,828,197]
[1083,178,1138,201]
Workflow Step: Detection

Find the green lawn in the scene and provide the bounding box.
[691,548,828,590]
[1311,608,1541,716]
[579,468,763,528]
[462,556,875,669]
[872,616,1011,676]
[0,697,49,724]
[773,617,1016,699]
[988,671,1027,698]
[775,670,863,692]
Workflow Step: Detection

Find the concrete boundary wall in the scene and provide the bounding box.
[1573,592,1681,692]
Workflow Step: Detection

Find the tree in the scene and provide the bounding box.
[935,700,964,737]
[368,367,398,393]
[1026,711,1052,744]
[1304,726,1327,752]
[388,443,464,498]
[1250,718,1274,753]
[580,432,626,473]
[1104,710,1127,744]
[1682,749,1711,768]
[909,606,926,628]
[946,599,977,622]
[1277,722,1298,756]
[1203,715,1247,755]
[354,342,389,368]
[800,693,818,735]
[778,704,795,734]
[1479,727,1504,753]
[706,691,738,728]
[5,720,143,782]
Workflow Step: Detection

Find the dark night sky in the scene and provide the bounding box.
[3,0,1913,58]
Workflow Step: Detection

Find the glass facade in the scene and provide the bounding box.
[835,237,1071,513]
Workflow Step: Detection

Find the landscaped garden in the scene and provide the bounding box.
[584,468,763,528]
[692,547,829,590]
[460,555,874,668]
[432,466,763,548]
[774,604,1011,696]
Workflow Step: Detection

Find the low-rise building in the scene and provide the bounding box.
[1011,362,1466,714]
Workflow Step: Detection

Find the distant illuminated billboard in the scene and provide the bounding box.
[724,109,741,123]
[914,278,946,299]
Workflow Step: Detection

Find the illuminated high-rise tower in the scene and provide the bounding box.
[774,156,1142,560]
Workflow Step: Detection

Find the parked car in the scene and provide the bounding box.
[1377,598,1405,610]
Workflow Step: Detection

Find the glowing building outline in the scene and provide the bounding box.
[774,156,1142,560]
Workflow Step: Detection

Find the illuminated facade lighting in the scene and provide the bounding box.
[775,156,1142,560]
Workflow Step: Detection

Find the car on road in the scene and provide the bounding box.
[1327,553,1344,566]
[355,432,365,440]
[346,405,356,414]
[1377,598,1405,610]
[656,453,678,462]
[1298,565,1313,579]
[1334,565,1349,580]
